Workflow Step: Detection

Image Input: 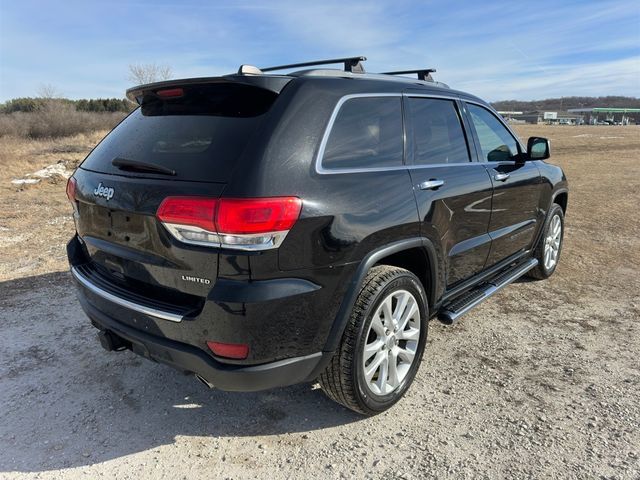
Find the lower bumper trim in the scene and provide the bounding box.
[71,265,184,323]
[79,294,327,392]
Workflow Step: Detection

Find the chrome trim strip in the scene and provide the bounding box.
[315,93,403,175]
[70,266,184,322]
[161,222,290,251]
[314,92,527,175]
[163,223,222,248]
[461,99,527,153]
[315,92,485,175]
[403,92,467,101]
[318,162,483,175]
[217,230,290,251]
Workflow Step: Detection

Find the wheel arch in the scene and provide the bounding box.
[321,237,438,354]
[530,187,568,262]
[552,189,568,213]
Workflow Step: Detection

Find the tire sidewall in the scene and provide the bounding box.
[352,273,428,413]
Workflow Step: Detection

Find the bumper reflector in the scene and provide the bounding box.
[206,341,250,360]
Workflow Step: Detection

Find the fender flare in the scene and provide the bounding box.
[321,237,438,355]
[551,187,569,210]
[532,187,569,251]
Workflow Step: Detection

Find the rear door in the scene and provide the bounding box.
[404,94,493,287]
[463,102,542,267]
[72,82,279,303]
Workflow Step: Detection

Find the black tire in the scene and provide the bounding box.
[318,265,428,416]
[528,203,565,280]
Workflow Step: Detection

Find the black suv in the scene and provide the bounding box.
[67,56,568,415]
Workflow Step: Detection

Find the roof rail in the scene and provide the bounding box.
[260,56,367,74]
[381,69,437,82]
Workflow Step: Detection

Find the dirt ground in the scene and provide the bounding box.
[0,125,639,479]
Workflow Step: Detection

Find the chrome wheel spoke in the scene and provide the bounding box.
[397,346,416,364]
[381,297,394,328]
[364,351,386,383]
[375,354,389,393]
[387,349,400,388]
[364,339,384,361]
[397,302,418,333]
[370,313,385,337]
[398,326,419,341]
[393,292,410,323]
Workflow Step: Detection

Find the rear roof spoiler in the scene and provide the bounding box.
[126,75,291,104]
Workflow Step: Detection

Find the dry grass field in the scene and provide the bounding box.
[0,125,639,479]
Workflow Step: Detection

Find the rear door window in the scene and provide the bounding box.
[80,83,278,182]
[321,96,403,170]
[405,97,471,165]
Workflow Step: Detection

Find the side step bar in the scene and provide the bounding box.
[438,258,538,324]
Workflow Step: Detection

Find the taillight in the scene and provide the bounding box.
[66,177,78,213]
[216,197,302,234]
[157,197,217,232]
[156,196,302,251]
[206,341,249,360]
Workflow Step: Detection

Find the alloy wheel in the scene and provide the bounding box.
[544,214,562,270]
[362,290,421,396]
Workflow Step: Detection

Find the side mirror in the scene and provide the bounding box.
[527,137,551,160]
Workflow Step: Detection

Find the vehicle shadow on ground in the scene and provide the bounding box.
[0,272,362,473]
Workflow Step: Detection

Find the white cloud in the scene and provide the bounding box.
[0,0,638,100]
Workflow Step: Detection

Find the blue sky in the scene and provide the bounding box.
[1,0,638,102]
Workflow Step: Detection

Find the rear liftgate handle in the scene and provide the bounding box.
[419,179,445,190]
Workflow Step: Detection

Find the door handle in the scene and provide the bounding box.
[419,179,445,190]
[493,172,510,182]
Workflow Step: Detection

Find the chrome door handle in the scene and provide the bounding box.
[494,172,510,182]
[419,179,445,190]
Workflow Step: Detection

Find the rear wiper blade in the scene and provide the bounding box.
[112,157,176,176]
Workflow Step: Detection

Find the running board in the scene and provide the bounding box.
[438,258,538,324]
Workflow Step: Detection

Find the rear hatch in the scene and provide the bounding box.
[71,79,285,312]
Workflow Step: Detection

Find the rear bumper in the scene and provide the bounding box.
[77,292,329,391]
[67,234,348,364]
[67,233,344,390]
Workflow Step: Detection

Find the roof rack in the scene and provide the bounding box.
[260,56,367,74]
[381,69,437,82]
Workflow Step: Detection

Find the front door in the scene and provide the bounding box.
[404,95,494,288]
[463,102,542,267]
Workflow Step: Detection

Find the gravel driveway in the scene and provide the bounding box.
[1,268,638,479]
[1,126,639,479]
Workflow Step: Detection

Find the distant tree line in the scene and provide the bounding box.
[0,97,134,114]
[491,96,640,113]
[75,98,132,112]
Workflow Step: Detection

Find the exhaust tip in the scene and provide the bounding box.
[194,374,214,389]
[97,330,130,352]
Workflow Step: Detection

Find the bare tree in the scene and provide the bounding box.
[127,64,173,85]
[37,83,63,99]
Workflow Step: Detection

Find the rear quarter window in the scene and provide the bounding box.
[321,96,403,170]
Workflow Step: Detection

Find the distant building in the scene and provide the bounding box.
[497,111,525,124]
[508,111,580,125]
[567,107,640,125]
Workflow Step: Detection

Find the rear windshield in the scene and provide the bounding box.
[80,83,277,182]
